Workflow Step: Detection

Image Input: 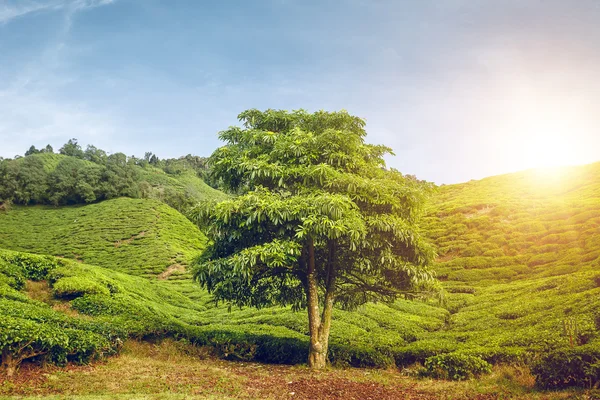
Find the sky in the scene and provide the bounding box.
[1,0,599,184]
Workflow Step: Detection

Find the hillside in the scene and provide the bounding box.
[0,197,206,277]
[1,161,600,392]
[419,162,600,361]
[0,199,447,372]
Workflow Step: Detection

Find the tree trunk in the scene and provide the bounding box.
[305,239,337,370]
[1,348,18,379]
[306,238,325,368]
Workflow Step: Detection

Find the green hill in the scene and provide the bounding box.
[1,161,599,389]
[0,151,227,209]
[0,198,206,277]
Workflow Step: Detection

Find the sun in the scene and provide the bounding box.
[514,118,585,186]
[522,133,576,169]
[504,89,598,176]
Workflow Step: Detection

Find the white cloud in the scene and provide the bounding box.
[0,0,115,25]
[0,0,59,24]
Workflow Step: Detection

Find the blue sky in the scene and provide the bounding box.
[1,0,599,184]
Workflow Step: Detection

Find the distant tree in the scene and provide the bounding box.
[47,158,101,204]
[99,153,139,199]
[190,109,437,369]
[24,146,40,156]
[0,160,19,204]
[0,158,48,204]
[59,139,84,158]
[83,145,108,164]
[14,157,48,204]
[43,144,54,154]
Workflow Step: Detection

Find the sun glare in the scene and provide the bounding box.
[505,88,598,180]
[514,116,587,187]
[516,109,586,169]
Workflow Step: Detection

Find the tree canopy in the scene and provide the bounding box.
[190,109,437,368]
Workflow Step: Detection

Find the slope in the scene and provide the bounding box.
[0,197,206,277]
[419,162,600,359]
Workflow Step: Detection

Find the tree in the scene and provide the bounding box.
[24,145,40,156]
[59,138,84,158]
[190,109,437,369]
[84,145,108,164]
[47,158,101,204]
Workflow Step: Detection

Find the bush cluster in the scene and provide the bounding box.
[530,345,600,389]
[0,250,125,376]
[421,352,492,380]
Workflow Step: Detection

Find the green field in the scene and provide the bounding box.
[1,162,600,393]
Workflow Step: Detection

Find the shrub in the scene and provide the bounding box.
[446,286,476,294]
[462,347,525,364]
[71,293,140,316]
[497,310,525,320]
[0,251,58,280]
[0,316,69,377]
[328,343,394,368]
[582,250,600,263]
[530,345,600,389]
[184,325,308,364]
[394,339,458,366]
[52,277,110,298]
[482,249,505,257]
[0,315,119,377]
[0,260,25,290]
[528,252,559,267]
[421,352,492,380]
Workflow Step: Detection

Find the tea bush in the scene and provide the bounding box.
[421,352,492,380]
[53,277,111,298]
[531,344,600,389]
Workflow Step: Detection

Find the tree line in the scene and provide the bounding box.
[0,139,210,209]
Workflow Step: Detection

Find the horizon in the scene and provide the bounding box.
[1,0,600,184]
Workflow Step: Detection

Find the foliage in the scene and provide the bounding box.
[530,345,600,389]
[421,352,492,380]
[53,277,111,298]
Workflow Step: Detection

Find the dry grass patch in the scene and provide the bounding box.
[24,280,53,304]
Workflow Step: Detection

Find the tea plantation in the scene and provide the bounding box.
[0,198,206,277]
[1,162,600,388]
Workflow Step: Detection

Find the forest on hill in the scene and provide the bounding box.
[0,139,225,211]
[1,132,600,397]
